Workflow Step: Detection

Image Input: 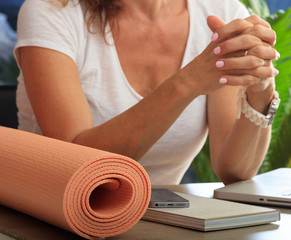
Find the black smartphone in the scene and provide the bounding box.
[149,188,190,208]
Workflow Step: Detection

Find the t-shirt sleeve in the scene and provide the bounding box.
[14,0,84,66]
[205,0,250,24]
[229,0,250,20]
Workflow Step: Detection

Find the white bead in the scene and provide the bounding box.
[236,86,278,128]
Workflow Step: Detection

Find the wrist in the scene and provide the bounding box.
[246,84,275,115]
[174,67,201,100]
[237,84,280,128]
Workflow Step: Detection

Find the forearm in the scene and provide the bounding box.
[20,42,223,161]
[72,73,196,160]
[212,84,274,185]
[213,116,271,185]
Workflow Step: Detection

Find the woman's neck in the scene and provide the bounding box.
[120,0,185,21]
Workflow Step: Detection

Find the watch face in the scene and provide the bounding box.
[266,98,280,125]
[269,99,280,113]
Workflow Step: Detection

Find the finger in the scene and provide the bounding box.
[220,46,279,64]
[243,24,276,46]
[245,15,271,29]
[214,34,262,56]
[222,49,277,60]
[207,15,225,33]
[211,16,275,46]
[247,45,280,60]
[245,66,278,79]
[219,74,261,86]
[216,56,266,70]
[241,15,275,46]
[221,65,278,81]
[211,18,253,42]
[218,74,273,87]
[221,50,249,58]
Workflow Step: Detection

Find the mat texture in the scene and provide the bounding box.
[0,127,151,239]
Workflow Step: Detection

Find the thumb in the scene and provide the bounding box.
[207,15,225,32]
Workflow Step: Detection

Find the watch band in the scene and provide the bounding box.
[237,87,280,128]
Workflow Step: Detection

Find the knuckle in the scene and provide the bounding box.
[222,40,233,52]
[253,24,264,34]
[249,57,264,68]
[248,15,271,28]
[252,68,261,77]
[233,19,245,26]
[248,46,259,56]
[261,67,273,78]
[253,46,265,56]
[241,34,253,45]
[250,15,260,21]
[267,68,274,77]
[233,19,251,30]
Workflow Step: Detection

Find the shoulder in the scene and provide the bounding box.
[19,0,82,12]
[188,0,249,22]
[16,0,87,63]
[18,0,85,33]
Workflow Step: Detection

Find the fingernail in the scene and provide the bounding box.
[276,51,280,60]
[219,77,228,84]
[273,68,279,76]
[216,61,224,68]
[214,46,221,55]
[211,32,219,41]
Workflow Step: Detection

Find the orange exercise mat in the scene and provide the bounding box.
[0,127,151,239]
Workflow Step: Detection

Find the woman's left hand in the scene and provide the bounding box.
[208,15,278,93]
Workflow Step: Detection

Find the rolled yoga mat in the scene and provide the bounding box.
[0,126,151,239]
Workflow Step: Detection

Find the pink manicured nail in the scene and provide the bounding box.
[216,61,224,68]
[273,68,279,76]
[275,51,280,60]
[219,77,228,84]
[211,32,219,41]
[214,46,221,55]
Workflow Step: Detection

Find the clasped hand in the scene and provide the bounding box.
[185,15,278,96]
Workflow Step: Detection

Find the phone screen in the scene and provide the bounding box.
[149,188,190,208]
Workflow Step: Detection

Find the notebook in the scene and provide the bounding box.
[214,168,291,207]
[142,192,280,231]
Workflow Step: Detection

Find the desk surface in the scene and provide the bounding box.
[1,183,291,240]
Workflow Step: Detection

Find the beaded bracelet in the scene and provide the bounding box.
[237,87,280,128]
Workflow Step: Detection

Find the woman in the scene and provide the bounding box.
[14,0,279,185]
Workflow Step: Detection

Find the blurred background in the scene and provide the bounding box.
[265,0,291,13]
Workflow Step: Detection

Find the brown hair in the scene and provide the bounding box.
[55,0,122,38]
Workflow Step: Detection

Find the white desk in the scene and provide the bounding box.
[1,183,290,240]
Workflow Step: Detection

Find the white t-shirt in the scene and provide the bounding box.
[14,0,249,184]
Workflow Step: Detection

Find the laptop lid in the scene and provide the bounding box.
[214,168,291,207]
